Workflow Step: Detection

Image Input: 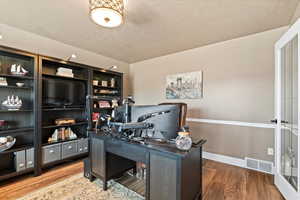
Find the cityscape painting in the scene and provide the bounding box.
[166,71,203,99]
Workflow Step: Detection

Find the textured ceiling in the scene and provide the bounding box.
[0,0,298,63]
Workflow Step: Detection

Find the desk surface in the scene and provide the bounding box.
[89,131,205,158]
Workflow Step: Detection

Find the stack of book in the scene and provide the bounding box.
[56,67,74,78]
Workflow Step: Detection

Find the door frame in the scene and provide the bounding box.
[275,19,300,200]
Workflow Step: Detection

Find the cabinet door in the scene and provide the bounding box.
[149,152,178,200]
[91,137,105,177]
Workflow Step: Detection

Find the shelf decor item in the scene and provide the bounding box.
[89,0,124,28]
[0,136,16,152]
[0,77,8,86]
[56,67,74,78]
[1,95,22,110]
[110,78,115,88]
[92,112,100,122]
[54,118,76,126]
[101,80,108,87]
[99,89,117,95]
[93,80,99,86]
[111,99,118,108]
[0,120,7,130]
[16,82,25,87]
[175,131,192,151]
[48,127,78,143]
[10,64,28,76]
[67,127,78,139]
[98,101,110,108]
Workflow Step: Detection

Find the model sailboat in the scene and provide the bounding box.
[10,64,28,76]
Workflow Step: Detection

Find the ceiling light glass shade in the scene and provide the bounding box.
[89,0,124,28]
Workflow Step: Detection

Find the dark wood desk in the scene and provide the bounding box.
[86,131,205,200]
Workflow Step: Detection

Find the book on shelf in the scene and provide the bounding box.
[56,67,74,78]
[57,67,73,74]
[56,72,74,78]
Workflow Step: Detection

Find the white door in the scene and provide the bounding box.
[275,20,300,200]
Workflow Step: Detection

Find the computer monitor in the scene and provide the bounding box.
[115,105,179,140]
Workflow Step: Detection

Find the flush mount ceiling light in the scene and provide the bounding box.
[89,0,124,28]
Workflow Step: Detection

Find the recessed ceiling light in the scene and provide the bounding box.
[0,35,3,40]
[89,0,124,28]
[67,54,77,61]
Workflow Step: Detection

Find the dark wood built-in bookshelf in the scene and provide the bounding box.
[0,46,38,181]
[88,69,123,130]
[0,46,123,182]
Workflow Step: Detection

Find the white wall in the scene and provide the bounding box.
[0,23,130,96]
[130,27,287,161]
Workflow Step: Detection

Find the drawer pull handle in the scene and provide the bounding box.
[68,146,72,149]
[49,150,54,153]
[19,163,25,167]
[28,161,33,165]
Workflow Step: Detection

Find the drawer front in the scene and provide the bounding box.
[62,141,78,159]
[14,150,26,172]
[107,141,147,162]
[26,148,34,168]
[43,144,61,164]
[78,138,89,153]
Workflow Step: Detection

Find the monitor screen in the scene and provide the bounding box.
[130,105,180,140]
[42,77,86,107]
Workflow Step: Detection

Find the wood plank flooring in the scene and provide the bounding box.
[203,160,284,200]
[0,159,284,200]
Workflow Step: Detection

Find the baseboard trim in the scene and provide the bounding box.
[203,151,245,168]
[187,118,275,129]
[203,151,274,174]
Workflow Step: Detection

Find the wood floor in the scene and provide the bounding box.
[0,159,284,200]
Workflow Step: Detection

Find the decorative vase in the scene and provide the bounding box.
[175,131,192,151]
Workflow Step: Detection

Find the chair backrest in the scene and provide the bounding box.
[158,102,187,128]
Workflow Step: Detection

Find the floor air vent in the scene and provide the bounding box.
[245,157,273,174]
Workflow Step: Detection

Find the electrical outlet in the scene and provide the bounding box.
[267,148,274,156]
